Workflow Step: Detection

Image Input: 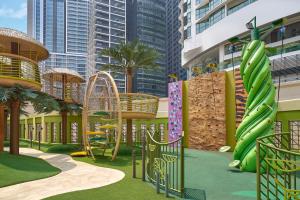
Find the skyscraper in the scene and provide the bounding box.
[88,0,127,92]
[27,0,89,79]
[166,0,186,81]
[127,0,167,97]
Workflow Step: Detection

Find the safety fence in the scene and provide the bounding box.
[142,130,184,197]
[256,132,300,200]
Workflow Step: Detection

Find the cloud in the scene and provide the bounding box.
[0,3,27,19]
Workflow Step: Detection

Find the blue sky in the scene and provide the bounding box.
[0,0,27,33]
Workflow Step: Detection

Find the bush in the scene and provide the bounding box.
[115,144,142,156]
[46,144,81,154]
[4,140,10,147]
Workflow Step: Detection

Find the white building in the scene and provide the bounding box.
[179,0,300,85]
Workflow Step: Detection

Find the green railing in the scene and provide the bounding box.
[144,130,184,197]
[0,54,41,84]
[256,132,300,200]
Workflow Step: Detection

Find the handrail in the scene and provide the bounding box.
[0,54,40,83]
[257,133,300,156]
[146,130,182,145]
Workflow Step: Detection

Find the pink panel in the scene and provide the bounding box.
[168,81,183,141]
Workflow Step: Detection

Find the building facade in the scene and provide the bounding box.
[180,0,300,83]
[127,0,167,97]
[166,0,187,81]
[27,0,89,79]
[88,0,127,92]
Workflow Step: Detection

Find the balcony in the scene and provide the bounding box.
[0,28,49,91]
[0,54,41,90]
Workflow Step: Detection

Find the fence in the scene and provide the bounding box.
[256,131,300,200]
[143,130,184,197]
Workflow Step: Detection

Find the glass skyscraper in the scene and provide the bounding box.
[127,0,167,97]
[88,0,127,92]
[27,0,89,80]
[166,0,186,81]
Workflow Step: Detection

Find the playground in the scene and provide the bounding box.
[1,16,300,200]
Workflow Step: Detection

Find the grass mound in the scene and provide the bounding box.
[46,144,81,154]
[0,152,60,187]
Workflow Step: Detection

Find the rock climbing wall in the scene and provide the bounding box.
[188,72,226,150]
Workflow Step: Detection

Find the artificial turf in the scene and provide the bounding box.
[45,154,173,200]
[0,152,60,187]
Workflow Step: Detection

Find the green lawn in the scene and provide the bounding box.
[4,141,171,200]
[45,154,173,200]
[0,152,60,187]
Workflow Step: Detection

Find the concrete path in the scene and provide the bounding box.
[0,148,125,200]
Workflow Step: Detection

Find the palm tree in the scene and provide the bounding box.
[100,39,159,145]
[0,84,60,154]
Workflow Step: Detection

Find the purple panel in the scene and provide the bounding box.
[168,81,183,141]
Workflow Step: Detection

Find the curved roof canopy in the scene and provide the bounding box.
[0,28,49,61]
[43,68,85,83]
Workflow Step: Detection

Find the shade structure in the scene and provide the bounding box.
[82,71,122,160]
[0,28,49,90]
[42,68,85,104]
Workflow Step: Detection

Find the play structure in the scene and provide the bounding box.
[80,71,122,160]
[42,68,84,144]
[43,68,84,104]
[77,71,159,160]
[0,28,49,154]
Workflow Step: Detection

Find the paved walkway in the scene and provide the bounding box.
[0,148,125,200]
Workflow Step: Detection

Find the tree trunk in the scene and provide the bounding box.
[126,68,133,146]
[4,110,8,140]
[0,104,5,152]
[61,111,67,144]
[10,99,20,155]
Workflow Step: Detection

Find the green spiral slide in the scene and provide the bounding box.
[233,40,277,172]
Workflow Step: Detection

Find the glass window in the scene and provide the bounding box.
[195,4,209,19]
[209,7,225,26]
[184,12,191,25]
[196,20,209,34]
[184,26,191,39]
[209,0,221,10]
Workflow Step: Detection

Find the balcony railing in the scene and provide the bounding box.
[0,54,41,89]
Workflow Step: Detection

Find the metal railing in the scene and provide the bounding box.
[120,93,159,119]
[144,130,184,197]
[256,132,300,200]
[0,54,40,84]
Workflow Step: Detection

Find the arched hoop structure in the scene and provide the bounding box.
[82,71,122,160]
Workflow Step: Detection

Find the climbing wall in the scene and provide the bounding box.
[188,72,226,150]
[234,68,248,127]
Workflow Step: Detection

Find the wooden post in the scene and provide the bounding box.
[4,110,8,140]
[126,68,133,146]
[10,99,20,155]
[0,104,5,152]
[61,111,67,144]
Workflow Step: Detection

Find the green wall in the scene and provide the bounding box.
[277,110,300,132]
[225,71,237,149]
[182,81,189,147]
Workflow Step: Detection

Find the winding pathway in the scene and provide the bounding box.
[0,148,125,200]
